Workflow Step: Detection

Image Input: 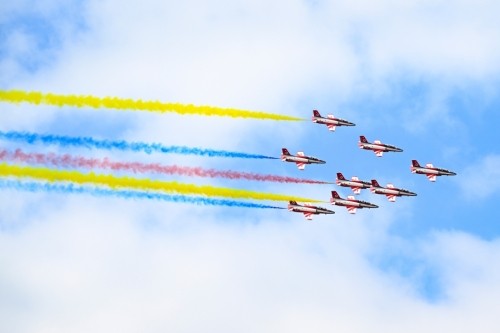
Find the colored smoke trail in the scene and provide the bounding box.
[0,149,331,185]
[0,131,277,160]
[0,179,283,209]
[0,163,323,202]
[0,90,304,121]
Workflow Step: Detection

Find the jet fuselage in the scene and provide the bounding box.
[288,202,335,219]
[411,166,456,176]
[288,204,335,215]
[331,198,378,209]
[281,155,325,164]
[359,142,403,153]
[336,179,371,190]
[312,116,355,127]
[410,160,456,181]
[330,191,378,213]
[370,186,416,198]
[311,110,355,131]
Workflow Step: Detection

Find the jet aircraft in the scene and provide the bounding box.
[281,148,325,170]
[336,172,371,194]
[288,201,335,220]
[358,136,403,157]
[311,110,355,131]
[370,179,417,202]
[330,191,378,214]
[410,160,456,182]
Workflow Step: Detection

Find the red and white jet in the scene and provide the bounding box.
[281,148,325,170]
[336,172,371,195]
[358,135,403,157]
[311,110,355,131]
[370,179,417,202]
[410,160,456,182]
[288,201,335,220]
[330,191,378,214]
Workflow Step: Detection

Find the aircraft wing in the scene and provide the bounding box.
[347,206,357,214]
[386,194,396,202]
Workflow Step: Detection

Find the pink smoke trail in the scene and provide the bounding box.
[0,149,332,185]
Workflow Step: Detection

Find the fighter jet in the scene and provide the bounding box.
[330,191,378,214]
[370,179,417,202]
[336,172,371,194]
[311,110,355,131]
[281,148,325,170]
[410,160,456,182]
[358,136,403,157]
[288,201,335,220]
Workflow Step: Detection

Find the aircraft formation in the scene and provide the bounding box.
[285,109,456,220]
[0,90,457,217]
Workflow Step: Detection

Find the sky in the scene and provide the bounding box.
[1,0,500,332]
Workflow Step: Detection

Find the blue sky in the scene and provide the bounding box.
[1,1,500,332]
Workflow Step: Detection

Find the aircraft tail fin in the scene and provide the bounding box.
[359,135,368,143]
[331,191,340,199]
[371,179,381,187]
[289,200,298,205]
[282,148,291,156]
[313,110,321,117]
[336,172,346,180]
[412,160,421,167]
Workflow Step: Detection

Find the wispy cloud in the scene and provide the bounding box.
[2,0,500,332]
[458,154,500,200]
[0,0,87,82]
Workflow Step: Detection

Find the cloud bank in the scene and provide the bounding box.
[1,0,500,332]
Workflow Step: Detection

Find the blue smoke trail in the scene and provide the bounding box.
[0,179,284,209]
[0,131,278,159]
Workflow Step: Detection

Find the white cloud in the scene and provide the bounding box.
[458,154,500,199]
[2,1,500,332]
[324,0,500,79]
[1,198,500,332]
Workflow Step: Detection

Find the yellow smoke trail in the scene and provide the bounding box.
[0,163,323,202]
[0,90,304,121]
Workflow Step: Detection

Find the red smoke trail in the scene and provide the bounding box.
[0,149,332,185]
